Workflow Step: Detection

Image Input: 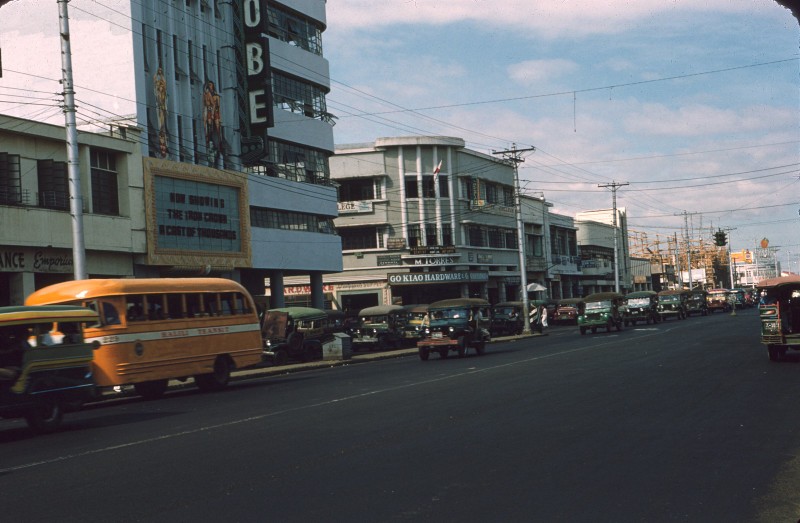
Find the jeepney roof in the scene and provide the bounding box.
[557,298,584,306]
[493,301,523,308]
[625,291,657,299]
[268,306,328,320]
[358,304,406,316]
[658,289,688,296]
[583,292,624,302]
[0,305,99,327]
[428,298,490,309]
[403,304,430,313]
[757,275,800,289]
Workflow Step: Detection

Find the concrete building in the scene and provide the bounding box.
[546,211,581,299]
[0,0,341,306]
[327,136,527,313]
[575,208,631,294]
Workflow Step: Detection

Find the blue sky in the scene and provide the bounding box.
[0,0,798,268]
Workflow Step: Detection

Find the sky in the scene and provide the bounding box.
[1,0,798,269]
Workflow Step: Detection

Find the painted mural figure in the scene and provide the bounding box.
[203,80,222,160]
[154,66,168,158]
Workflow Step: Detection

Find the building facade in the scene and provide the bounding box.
[0,0,341,306]
[575,208,632,294]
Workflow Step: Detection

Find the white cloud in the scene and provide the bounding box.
[507,59,578,86]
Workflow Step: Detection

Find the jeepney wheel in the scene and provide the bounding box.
[616,320,622,332]
[134,379,169,400]
[645,316,651,325]
[475,340,486,355]
[591,327,597,334]
[580,326,587,335]
[767,345,786,362]
[456,337,467,358]
[273,348,289,366]
[25,398,64,434]
[195,356,232,392]
[438,349,448,359]
[419,348,430,361]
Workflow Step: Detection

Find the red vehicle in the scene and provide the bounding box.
[706,289,731,313]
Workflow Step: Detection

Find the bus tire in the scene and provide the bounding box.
[25,397,63,434]
[195,356,232,392]
[134,379,168,400]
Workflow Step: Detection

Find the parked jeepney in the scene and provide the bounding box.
[262,307,329,365]
[351,304,406,351]
[658,289,688,321]
[577,292,625,335]
[401,304,429,347]
[417,298,491,360]
[757,275,800,361]
[624,291,660,325]
[553,298,584,325]
[490,301,525,336]
[706,288,731,313]
[0,305,99,433]
[685,289,709,316]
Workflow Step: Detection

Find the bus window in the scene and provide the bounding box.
[220,293,234,315]
[186,293,203,317]
[147,294,166,320]
[203,293,219,316]
[166,293,184,319]
[126,295,146,322]
[102,302,121,326]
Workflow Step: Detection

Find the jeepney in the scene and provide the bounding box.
[554,298,584,326]
[657,289,688,321]
[623,291,659,326]
[262,307,329,365]
[685,289,709,317]
[489,301,525,336]
[0,305,99,433]
[577,292,625,335]
[401,304,429,347]
[417,298,491,360]
[351,304,406,351]
[706,289,731,313]
[757,275,800,362]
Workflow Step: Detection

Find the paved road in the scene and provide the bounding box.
[1,308,798,522]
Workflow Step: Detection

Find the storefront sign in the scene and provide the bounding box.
[0,248,73,273]
[337,201,373,214]
[410,256,457,266]
[409,245,456,255]
[386,238,406,250]
[387,271,488,286]
[377,255,402,266]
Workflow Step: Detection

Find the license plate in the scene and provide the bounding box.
[432,332,443,339]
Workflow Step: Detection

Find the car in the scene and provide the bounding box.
[577,292,626,335]
[657,289,688,321]
[417,298,491,360]
[262,307,330,365]
[624,290,660,325]
[489,301,525,336]
[0,305,99,433]
[351,304,406,351]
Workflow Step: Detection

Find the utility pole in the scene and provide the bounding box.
[58,0,87,279]
[493,144,536,334]
[676,211,699,289]
[598,181,628,293]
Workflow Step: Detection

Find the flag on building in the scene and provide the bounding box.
[433,159,442,180]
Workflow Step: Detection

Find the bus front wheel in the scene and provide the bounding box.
[25,398,63,434]
[195,356,232,392]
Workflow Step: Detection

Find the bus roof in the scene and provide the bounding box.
[758,275,800,289]
[25,278,250,305]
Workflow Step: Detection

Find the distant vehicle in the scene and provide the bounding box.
[624,291,660,325]
[417,298,491,360]
[490,301,525,336]
[685,289,709,317]
[401,304,429,346]
[658,290,689,321]
[757,275,800,361]
[0,305,99,433]
[262,307,330,365]
[730,288,747,308]
[351,304,406,351]
[25,278,264,399]
[706,289,731,313]
[554,298,584,326]
[577,292,625,335]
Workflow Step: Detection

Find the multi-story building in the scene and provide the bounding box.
[575,209,631,294]
[0,0,341,306]
[328,136,527,313]
[546,211,581,299]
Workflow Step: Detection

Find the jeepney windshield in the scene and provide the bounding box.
[430,308,467,320]
[362,315,389,324]
[628,298,650,307]
[585,300,612,310]
[660,295,679,303]
[493,307,518,317]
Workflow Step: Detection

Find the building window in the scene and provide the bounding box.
[338,178,375,201]
[248,139,330,185]
[488,228,503,248]
[405,176,419,198]
[266,3,323,55]
[271,72,332,124]
[438,175,449,198]
[468,225,485,247]
[90,149,119,216]
[37,159,69,210]
[425,224,437,246]
[250,206,336,234]
[505,230,518,249]
[0,152,22,205]
[503,187,514,206]
[486,184,498,204]
[529,235,544,257]
[441,224,453,246]
[407,224,422,247]
[340,226,379,250]
[421,175,436,198]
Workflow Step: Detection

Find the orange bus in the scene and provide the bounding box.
[25,278,263,399]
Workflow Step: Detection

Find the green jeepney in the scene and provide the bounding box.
[0,305,99,433]
[417,298,491,360]
[624,290,659,326]
[657,289,688,321]
[351,304,406,351]
[757,275,800,362]
[577,292,626,335]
